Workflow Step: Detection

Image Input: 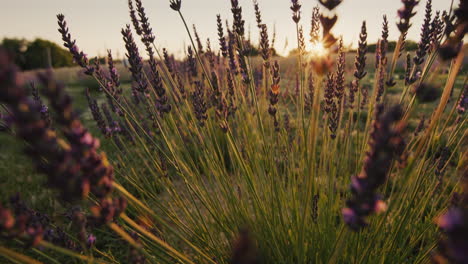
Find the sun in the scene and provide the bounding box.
[307,41,328,58]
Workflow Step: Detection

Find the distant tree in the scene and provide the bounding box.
[1,38,74,70]
[89,56,107,65]
[367,40,418,53]
[23,39,73,70]
[1,38,29,69]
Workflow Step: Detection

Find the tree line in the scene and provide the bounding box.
[1,38,74,70]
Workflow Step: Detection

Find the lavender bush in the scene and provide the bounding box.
[0,0,467,263]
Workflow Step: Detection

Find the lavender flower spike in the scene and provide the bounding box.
[169,0,181,11]
[397,0,420,34]
[57,14,94,75]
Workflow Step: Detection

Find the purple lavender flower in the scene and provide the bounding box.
[191,81,208,127]
[259,24,270,67]
[457,85,467,115]
[343,105,406,230]
[187,46,197,77]
[86,88,110,137]
[217,15,229,58]
[439,2,467,61]
[268,61,281,132]
[335,39,345,101]
[434,205,468,263]
[227,26,239,75]
[193,24,204,54]
[230,0,245,37]
[169,0,182,11]
[413,0,432,65]
[57,14,94,75]
[0,49,126,221]
[87,234,96,247]
[291,0,302,23]
[354,21,368,80]
[397,0,420,33]
[253,0,263,28]
[121,24,148,97]
[0,201,44,247]
[128,0,143,35]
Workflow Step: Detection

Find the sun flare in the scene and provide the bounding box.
[307,41,328,57]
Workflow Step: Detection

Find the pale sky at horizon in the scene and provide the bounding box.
[0,0,457,58]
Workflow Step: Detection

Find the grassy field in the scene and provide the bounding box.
[1,55,465,217]
[0,2,467,260]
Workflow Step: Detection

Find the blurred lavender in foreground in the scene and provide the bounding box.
[343,105,406,230]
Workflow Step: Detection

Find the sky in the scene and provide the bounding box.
[0,0,457,59]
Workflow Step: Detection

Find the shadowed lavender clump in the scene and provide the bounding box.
[412,83,441,103]
[9,195,82,250]
[0,49,127,228]
[0,51,117,206]
[433,157,468,264]
[0,201,44,247]
[343,105,406,230]
[231,228,260,264]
